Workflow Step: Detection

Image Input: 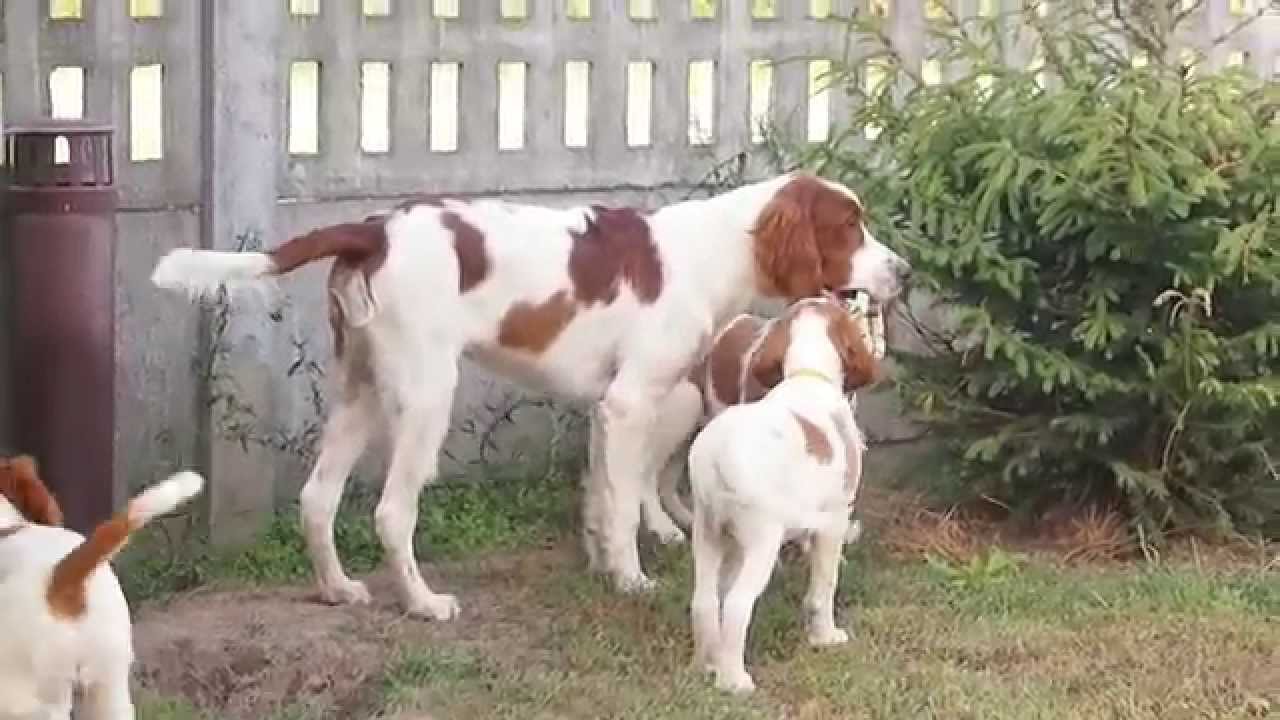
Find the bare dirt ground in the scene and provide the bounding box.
[132,548,568,720]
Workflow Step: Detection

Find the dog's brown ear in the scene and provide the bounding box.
[753,186,824,301]
[748,316,792,392]
[0,455,64,526]
[830,314,878,393]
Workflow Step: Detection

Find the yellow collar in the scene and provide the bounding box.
[786,368,835,385]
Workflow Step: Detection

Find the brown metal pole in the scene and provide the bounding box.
[5,123,117,533]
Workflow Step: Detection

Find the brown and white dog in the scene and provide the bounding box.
[685,297,877,693]
[640,294,887,545]
[0,455,204,719]
[149,172,911,619]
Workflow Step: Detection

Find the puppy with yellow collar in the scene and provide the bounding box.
[685,296,879,693]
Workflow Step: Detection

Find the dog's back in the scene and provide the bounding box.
[0,524,133,717]
[689,383,854,538]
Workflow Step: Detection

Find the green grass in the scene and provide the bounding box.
[119,464,575,602]
[127,471,1279,720]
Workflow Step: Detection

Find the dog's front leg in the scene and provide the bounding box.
[596,382,661,592]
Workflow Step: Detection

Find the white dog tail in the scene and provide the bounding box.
[46,471,205,617]
[150,219,387,301]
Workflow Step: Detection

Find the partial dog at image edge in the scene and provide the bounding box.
[0,455,204,719]
[686,297,878,694]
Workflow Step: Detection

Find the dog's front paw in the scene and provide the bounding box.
[715,669,756,694]
[844,519,864,545]
[615,572,657,594]
[653,526,687,545]
[808,626,850,647]
[408,593,461,621]
[318,578,372,607]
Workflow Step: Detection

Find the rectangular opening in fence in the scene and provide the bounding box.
[863,60,887,140]
[626,61,653,147]
[921,58,943,85]
[629,0,656,19]
[1180,48,1199,79]
[498,61,527,150]
[807,59,831,144]
[291,0,320,16]
[810,0,832,18]
[501,0,528,18]
[567,0,591,19]
[869,0,889,17]
[430,62,460,152]
[752,0,777,18]
[49,66,84,164]
[926,0,948,19]
[129,0,163,18]
[688,60,715,146]
[360,61,391,153]
[0,74,5,167]
[130,64,164,161]
[749,59,773,144]
[1228,0,1249,15]
[979,0,999,15]
[564,61,591,148]
[692,0,717,19]
[289,61,321,155]
[363,0,391,17]
[50,0,82,19]
[434,0,459,18]
[1227,50,1247,67]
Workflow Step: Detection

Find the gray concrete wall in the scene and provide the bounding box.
[1,0,1277,542]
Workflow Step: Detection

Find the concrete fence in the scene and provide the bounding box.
[0,0,1276,543]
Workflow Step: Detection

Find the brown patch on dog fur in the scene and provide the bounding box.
[752,174,866,301]
[707,315,768,406]
[442,211,490,293]
[747,314,795,391]
[792,412,834,464]
[0,455,64,527]
[498,291,579,354]
[568,207,663,306]
[0,524,26,539]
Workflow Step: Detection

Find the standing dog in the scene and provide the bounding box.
[150,172,910,617]
[0,455,204,719]
[641,297,887,545]
[686,297,877,693]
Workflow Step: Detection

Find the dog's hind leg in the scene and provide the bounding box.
[81,666,133,720]
[804,517,852,647]
[373,342,461,621]
[300,381,379,607]
[690,506,725,674]
[641,379,702,543]
[714,520,783,694]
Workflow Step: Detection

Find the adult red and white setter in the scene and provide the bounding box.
[150,172,911,621]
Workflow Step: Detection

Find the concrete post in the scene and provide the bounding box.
[199,0,284,545]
